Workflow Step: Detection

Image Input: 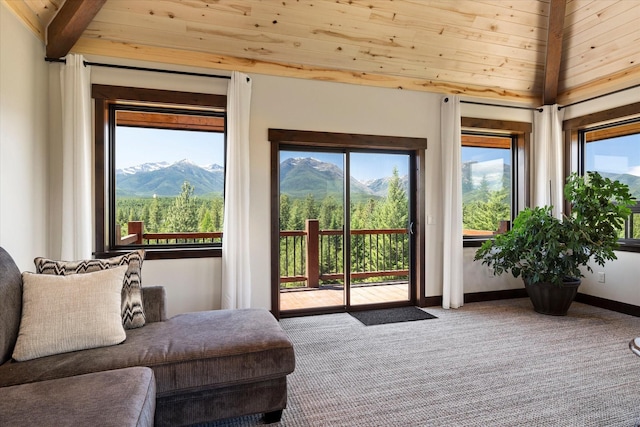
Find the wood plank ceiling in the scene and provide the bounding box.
[7,0,640,106]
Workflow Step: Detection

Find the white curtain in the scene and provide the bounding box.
[532,104,565,217]
[60,54,92,260]
[440,95,464,309]
[221,72,253,309]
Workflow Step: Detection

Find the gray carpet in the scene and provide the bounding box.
[206,299,640,426]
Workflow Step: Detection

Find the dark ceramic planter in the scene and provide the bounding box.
[524,278,581,316]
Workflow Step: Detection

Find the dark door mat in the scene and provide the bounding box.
[349,306,437,326]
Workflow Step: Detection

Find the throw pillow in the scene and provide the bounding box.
[12,267,128,362]
[34,250,146,329]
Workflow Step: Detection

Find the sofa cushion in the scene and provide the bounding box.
[0,247,22,365]
[34,250,146,329]
[0,367,155,427]
[0,309,295,396]
[12,267,128,362]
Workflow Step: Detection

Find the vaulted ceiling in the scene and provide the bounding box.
[7,0,640,106]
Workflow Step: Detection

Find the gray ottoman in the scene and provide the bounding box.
[0,367,155,427]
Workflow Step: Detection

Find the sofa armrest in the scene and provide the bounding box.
[142,286,167,323]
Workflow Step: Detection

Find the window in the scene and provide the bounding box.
[581,117,640,241]
[461,118,531,244]
[462,133,513,237]
[93,85,227,259]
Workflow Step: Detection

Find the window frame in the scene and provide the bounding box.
[92,85,227,260]
[461,117,531,247]
[564,101,640,251]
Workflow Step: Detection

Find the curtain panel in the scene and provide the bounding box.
[221,72,253,309]
[440,95,464,309]
[532,104,565,217]
[59,54,92,260]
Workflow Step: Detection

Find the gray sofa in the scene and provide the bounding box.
[0,366,157,427]
[0,247,295,426]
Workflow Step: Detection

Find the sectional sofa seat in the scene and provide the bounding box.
[0,367,156,427]
[0,247,295,426]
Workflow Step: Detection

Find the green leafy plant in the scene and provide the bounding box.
[474,172,634,286]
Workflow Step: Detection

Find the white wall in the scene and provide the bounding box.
[4,2,637,314]
[562,87,640,305]
[78,59,228,317]
[562,87,640,120]
[50,60,534,313]
[0,3,49,271]
[458,100,533,295]
[248,74,441,306]
[143,257,221,317]
[457,90,640,305]
[579,252,640,306]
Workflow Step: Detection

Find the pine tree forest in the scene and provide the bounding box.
[279,168,410,288]
[116,181,224,241]
[117,170,515,288]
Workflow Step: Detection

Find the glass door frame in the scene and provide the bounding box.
[269,129,427,319]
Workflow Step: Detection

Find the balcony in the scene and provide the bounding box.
[279,219,410,310]
[118,219,410,310]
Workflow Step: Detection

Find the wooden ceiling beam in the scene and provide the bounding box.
[542,0,567,105]
[46,0,107,59]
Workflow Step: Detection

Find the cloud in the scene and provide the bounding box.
[593,155,629,174]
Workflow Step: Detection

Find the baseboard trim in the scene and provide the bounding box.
[422,296,442,307]
[464,288,528,303]
[426,289,640,317]
[284,290,640,318]
[575,293,640,317]
[422,288,528,307]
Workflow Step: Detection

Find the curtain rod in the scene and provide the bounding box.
[45,57,640,108]
[45,57,232,80]
[460,100,543,112]
[558,82,640,110]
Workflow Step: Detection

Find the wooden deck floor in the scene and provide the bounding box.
[280,283,409,311]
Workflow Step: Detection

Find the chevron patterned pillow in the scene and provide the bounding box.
[34,250,146,329]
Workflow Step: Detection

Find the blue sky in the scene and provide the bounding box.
[460,134,640,177]
[462,146,510,164]
[117,126,640,179]
[117,127,407,181]
[279,151,409,182]
[116,127,224,169]
[118,128,407,181]
[586,134,640,176]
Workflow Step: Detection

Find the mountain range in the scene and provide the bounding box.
[279,157,408,200]
[116,157,408,199]
[115,158,640,201]
[462,159,511,203]
[599,172,640,199]
[116,159,224,197]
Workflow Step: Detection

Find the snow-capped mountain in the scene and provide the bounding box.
[203,163,224,173]
[116,159,224,197]
[117,157,410,200]
[279,157,407,200]
[116,161,171,176]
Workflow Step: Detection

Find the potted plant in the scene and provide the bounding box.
[474,171,633,315]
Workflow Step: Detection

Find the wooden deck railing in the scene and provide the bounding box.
[116,222,222,245]
[118,219,409,288]
[279,219,409,289]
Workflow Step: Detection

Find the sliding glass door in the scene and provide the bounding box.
[277,148,413,314]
